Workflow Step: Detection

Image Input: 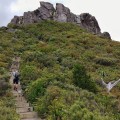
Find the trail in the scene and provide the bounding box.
[10,57,42,120]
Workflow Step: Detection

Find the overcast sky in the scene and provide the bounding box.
[0,0,120,41]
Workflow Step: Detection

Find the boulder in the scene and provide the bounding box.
[79,13,101,34]
[100,32,111,39]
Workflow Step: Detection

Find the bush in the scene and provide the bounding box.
[94,57,117,66]
[0,67,6,74]
[0,80,11,96]
[25,74,54,102]
[23,51,55,68]
[69,101,114,120]
[20,65,40,89]
[0,98,19,120]
[7,23,20,29]
[21,65,40,80]
[73,64,97,93]
[35,85,66,119]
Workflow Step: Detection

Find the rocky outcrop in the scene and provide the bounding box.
[79,13,101,34]
[100,32,111,39]
[54,3,77,23]
[9,1,111,39]
[23,12,37,24]
[38,2,55,20]
[10,16,20,24]
[11,2,55,25]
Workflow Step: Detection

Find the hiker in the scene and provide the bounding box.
[12,70,19,91]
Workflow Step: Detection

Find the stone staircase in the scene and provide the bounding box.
[10,57,43,120]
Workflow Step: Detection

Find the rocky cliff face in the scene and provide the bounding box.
[9,2,111,39]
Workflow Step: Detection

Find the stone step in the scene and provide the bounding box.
[15,101,28,106]
[21,119,42,120]
[21,118,42,120]
[20,112,38,119]
[14,96,28,103]
[12,91,19,96]
[12,91,22,96]
[15,98,28,103]
[15,97,28,103]
[16,102,29,108]
[12,91,20,96]
[16,107,33,113]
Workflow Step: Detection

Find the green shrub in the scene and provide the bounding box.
[0,67,6,74]
[2,73,10,82]
[61,57,74,69]
[21,65,40,80]
[0,98,19,120]
[48,36,56,42]
[0,80,11,96]
[25,74,54,102]
[35,96,48,118]
[48,99,66,120]
[37,33,45,41]
[0,107,19,120]
[7,23,20,29]
[20,65,40,89]
[69,101,114,120]
[35,85,66,119]
[73,64,97,93]
[82,51,95,61]
[94,57,117,66]
[23,51,55,68]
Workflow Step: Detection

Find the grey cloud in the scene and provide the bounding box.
[0,0,16,26]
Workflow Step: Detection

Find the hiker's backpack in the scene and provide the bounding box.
[14,72,19,79]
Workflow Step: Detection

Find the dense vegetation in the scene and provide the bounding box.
[0,29,19,119]
[0,20,120,120]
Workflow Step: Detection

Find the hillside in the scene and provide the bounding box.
[0,20,120,120]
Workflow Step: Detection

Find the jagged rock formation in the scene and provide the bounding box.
[10,2,55,24]
[9,1,111,39]
[38,2,55,20]
[54,3,77,23]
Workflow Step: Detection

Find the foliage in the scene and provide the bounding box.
[94,56,117,66]
[25,74,54,102]
[73,64,97,93]
[0,97,19,120]
[0,80,10,96]
[20,65,40,89]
